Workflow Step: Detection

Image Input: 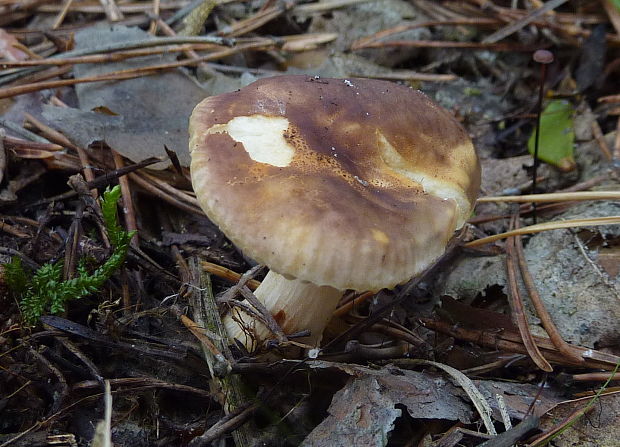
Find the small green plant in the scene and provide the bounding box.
[6,185,135,324]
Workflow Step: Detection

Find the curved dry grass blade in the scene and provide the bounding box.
[465,216,620,248]
[407,359,497,436]
[478,191,620,203]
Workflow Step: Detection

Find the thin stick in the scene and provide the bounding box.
[482,0,569,43]
[128,172,204,216]
[478,191,620,203]
[36,98,97,188]
[591,120,613,161]
[0,44,222,67]
[464,216,620,247]
[138,171,199,208]
[514,221,583,363]
[505,215,552,372]
[201,261,261,290]
[156,18,217,77]
[186,257,253,447]
[52,0,74,29]
[98,0,124,21]
[148,0,160,34]
[351,18,501,50]
[112,151,138,248]
[351,39,543,51]
[530,49,554,223]
[615,115,620,162]
[333,291,374,317]
[420,318,618,370]
[0,41,270,99]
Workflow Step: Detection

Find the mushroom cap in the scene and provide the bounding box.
[190,75,480,291]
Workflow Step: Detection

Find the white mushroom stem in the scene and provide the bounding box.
[223,270,343,352]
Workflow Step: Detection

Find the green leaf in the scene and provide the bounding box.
[528,99,576,172]
[611,0,620,12]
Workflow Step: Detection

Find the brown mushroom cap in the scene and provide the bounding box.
[190,75,480,291]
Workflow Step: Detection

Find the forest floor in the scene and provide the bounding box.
[1,0,620,446]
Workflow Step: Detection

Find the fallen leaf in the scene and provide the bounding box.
[302,364,473,447]
[300,376,401,447]
[42,25,209,169]
[528,99,576,172]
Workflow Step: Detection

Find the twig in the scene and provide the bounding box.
[598,93,620,103]
[97,0,124,21]
[505,215,552,372]
[591,120,613,161]
[200,261,261,290]
[351,17,501,50]
[128,172,204,216]
[148,0,160,34]
[137,171,199,208]
[0,41,269,99]
[155,18,217,77]
[23,110,96,188]
[615,116,620,162]
[218,2,293,37]
[0,220,29,238]
[1,135,63,152]
[478,191,620,203]
[571,372,620,382]
[357,71,457,82]
[293,0,375,14]
[189,403,260,446]
[218,265,289,344]
[465,216,620,247]
[112,151,138,247]
[0,36,232,86]
[0,43,222,67]
[186,257,254,447]
[0,117,51,143]
[333,291,374,317]
[420,318,620,370]
[35,0,187,14]
[0,214,63,243]
[514,220,583,363]
[52,0,74,29]
[23,157,163,209]
[479,415,539,447]
[238,285,288,344]
[172,306,230,374]
[351,39,543,51]
[527,366,619,446]
[482,0,569,43]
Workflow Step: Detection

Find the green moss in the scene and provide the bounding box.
[6,186,135,324]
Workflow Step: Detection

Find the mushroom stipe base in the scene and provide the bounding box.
[223,270,343,353]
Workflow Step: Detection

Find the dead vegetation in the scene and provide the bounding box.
[1,0,620,446]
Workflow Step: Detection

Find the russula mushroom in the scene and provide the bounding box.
[189,75,480,352]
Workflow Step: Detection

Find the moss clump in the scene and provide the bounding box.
[5,185,135,324]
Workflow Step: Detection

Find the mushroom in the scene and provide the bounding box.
[189,75,480,352]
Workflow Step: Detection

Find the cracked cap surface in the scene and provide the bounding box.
[189,75,480,291]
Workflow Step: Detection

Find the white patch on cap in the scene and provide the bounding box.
[376,132,469,228]
[207,115,294,167]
